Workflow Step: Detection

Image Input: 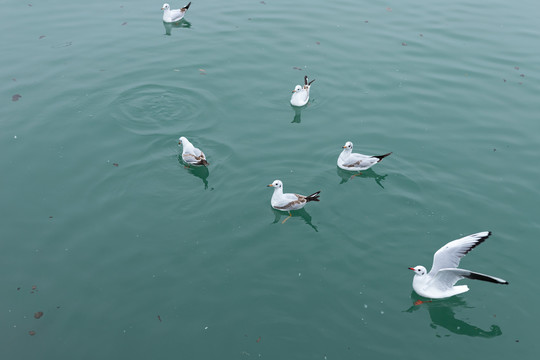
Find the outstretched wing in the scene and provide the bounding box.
[433,268,508,290]
[430,231,491,274]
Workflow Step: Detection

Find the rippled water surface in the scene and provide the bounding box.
[1,0,539,359]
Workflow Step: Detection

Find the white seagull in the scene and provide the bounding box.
[337,141,392,172]
[267,180,320,223]
[178,136,209,166]
[162,2,191,23]
[409,231,508,299]
[290,76,315,107]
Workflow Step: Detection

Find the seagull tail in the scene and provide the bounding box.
[196,159,209,166]
[183,2,191,10]
[464,271,509,285]
[374,152,392,162]
[304,75,308,85]
[305,191,321,202]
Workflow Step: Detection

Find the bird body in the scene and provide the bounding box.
[267,180,320,212]
[178,136,208,166]
[337,141,391,171]
[409,231,508,299]
[290,76,315,107]
[162,2,191,23]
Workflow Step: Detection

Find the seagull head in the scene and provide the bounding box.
[267,180,283,189]
[162,3,170,11]
[342,141,353,150]
[408,266,427,276]
[292,85,302,93]
[178,136,187,146]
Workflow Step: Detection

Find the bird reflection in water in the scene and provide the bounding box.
[163,20,191,36]
[404,292,502,338]
[291,105,303,123]
[270,207,318,232]
[336,166,388,188]
[178,156,210,190]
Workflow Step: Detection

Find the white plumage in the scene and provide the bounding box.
[178,136,208,166]
[162,2,191,23]
[409,231,508,299]
[337,141,391,171]
[290,76,315,107]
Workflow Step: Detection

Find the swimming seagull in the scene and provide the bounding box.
[290,76,315,107]
[337,141,392,172]
[178,136,209,166]
[162,2,191,23]
[409,231,508,299]
[267,180,320,223]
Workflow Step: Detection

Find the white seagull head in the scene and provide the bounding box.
[161,3,170,11]
[178,136,187,145]
[342,141,353,150]
[408,266,427,276]
[292,85,302,93]
[267,180,283,189]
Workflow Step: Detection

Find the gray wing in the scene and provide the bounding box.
[170,9,186,22]
[342,153,378,167]
[434,268,508,289]
[430,231,491,274]
[273,193,306,210]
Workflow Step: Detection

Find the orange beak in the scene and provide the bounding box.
[267,184,273,187]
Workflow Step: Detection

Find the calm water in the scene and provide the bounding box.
[1,0,539,358]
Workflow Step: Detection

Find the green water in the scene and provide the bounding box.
[1,0,539,358]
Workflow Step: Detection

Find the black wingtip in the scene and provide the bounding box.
[184,2,191,10]
[304,75,308,85]
[308,78,316,85]
[465,271,508,285]
[306,191,321,202]
[374,152,392,161]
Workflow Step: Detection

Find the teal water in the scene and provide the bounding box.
[1,0,539,358]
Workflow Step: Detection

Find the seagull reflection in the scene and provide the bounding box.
[291,105,303,123]
[163,20,191,35]
[336,166,388,188]
[270,207,318,232]
[178,156,210,189]
[404,292,502,338]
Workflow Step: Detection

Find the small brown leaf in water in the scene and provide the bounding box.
[316,41,320,45]
[260,1,266,4]
[514,66,519,70]
[113,163,119,167]
[34,311,43,319]
[12,78,17,81]
[28,330,36,336]
[364,20,369,23]
[12,94,22,101]
[402,42,407,46]
[39,35,46,39]
[520,74,525,77]
[256,336,261,343]
[158,315,162,322]
[32,285,37,290]
[121,22,127,26]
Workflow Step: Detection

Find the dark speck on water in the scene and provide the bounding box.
[121,22,127,26]
[34,311,44,319]
[12,94,22,101]
[28,330,36,336]
[39,35,46,39]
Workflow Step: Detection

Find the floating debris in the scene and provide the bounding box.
[121,22,127,26]
[386,7,392,12]
[113,163,119,167]
[31,285,37,291]
[158,315,162,322]
[419,33,423,37]
[260,1,266,4]
[39,35,46,39]
[12,94,22,101]
[520,74,525,77]
[28,330,36,336]
[316,41,320,45]
[34,311,43,319]
[402,42,408,46]
[514,66,519,70]
[292,66,302,71]
[256,336,261,343]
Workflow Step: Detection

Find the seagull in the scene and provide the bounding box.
[267,180,320,223]
[337,141,392,172]
[161,2,191,23]
[290,76,315,107]
[409,231,508,299]
[178,136,209,166]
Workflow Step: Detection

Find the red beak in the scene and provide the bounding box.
[408,267,415,271]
